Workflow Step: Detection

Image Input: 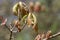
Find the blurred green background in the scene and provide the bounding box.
[0,0,60,40]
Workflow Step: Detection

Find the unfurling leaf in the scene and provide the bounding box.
[35,34,41,40]
[33,24,38,33]
[17,26,21,32]
[27,13,32,27]
[1,18,7,26]
[12,3,19,16]
[46,31,52,38]
[27,13,38,32]
[27,18,32,27]
[35,31,52,40]
[12,2,29,17]
[41,33,45,39]
[29,2,34,12]
[34,1,41,12]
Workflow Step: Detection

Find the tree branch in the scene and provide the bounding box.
[9,31,13,40]
[5,24,13,40]
[21,22,27,31]
[5,24,10,31]
[49,32,60,38]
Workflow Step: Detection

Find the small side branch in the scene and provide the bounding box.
[9,31,13,40]
[5,24,13,40]
[35,31,60,40]
[5,24,10,31]
[21,22,27,31]
[49,32,60,38]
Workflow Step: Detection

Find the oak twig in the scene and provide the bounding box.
[49,32,60,38]
[5,24,13,40]
[9,31,13,40]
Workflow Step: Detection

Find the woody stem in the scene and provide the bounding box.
[9,31,13,40]
[49,32,60,39]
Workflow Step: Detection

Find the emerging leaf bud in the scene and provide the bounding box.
[29,2,34,12]
[41,5,46,12]
[34,2,41,12]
